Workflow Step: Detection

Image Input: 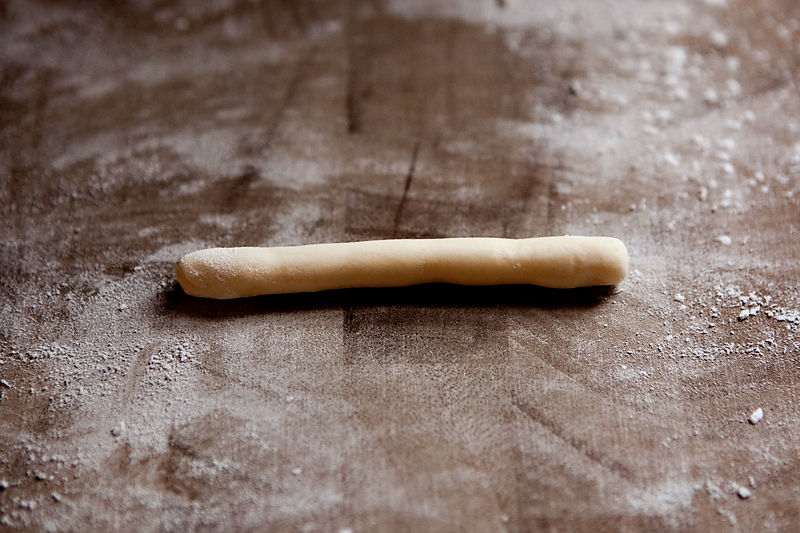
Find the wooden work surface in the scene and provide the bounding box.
[2,0,800,530]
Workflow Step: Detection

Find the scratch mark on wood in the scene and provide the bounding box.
[283,0,309,34]
[223,165,259,213]
[392,140,421,238]
[545,154,565,236]
[512,396,636,482]
[306,216,325,238]
[259,47,311,153]
[444,22,457,130]
[345,59,360,134]
[510,421,534,532]
[345,0,364,134]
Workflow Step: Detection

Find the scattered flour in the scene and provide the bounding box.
[748,408,764,425]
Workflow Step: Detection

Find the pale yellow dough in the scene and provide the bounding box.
[175,236,629,299]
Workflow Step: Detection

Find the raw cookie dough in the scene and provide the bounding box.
[175,236,629,299]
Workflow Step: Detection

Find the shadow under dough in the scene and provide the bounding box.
[157,280,615,320]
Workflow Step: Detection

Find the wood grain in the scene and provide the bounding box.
[2,0,800,531]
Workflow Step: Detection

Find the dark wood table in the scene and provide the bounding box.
[2,0,800,530]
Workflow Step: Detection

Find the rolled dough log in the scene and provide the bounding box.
[175,236,628,299]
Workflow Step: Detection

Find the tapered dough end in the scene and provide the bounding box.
[175,253,205,298]
[175,248,243,299]
[175,260,198,297]
[524,236,628,288]
[588,236,629,286]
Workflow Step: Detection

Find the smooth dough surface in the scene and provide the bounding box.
[175,236,629,299]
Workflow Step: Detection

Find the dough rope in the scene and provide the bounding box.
[175,236,629,299]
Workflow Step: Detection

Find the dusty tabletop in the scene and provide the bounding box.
[1,0,800,531]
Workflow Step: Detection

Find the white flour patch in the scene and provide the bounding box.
[198,213,240,231]
[167,129,241,176]
[626,480,695,516]
[146,241,210,264]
